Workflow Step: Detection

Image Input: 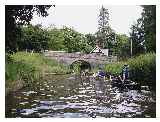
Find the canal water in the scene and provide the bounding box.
[6,74,156,118]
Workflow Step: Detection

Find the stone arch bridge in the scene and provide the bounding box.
[44,51,117,69]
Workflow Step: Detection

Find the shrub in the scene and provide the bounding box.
[129,53,156,88]
[6,52,70,94]
[105,53,156,88]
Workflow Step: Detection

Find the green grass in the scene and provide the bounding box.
[9,52,69,73]
[5,52,70,94]
[105,53,156,89]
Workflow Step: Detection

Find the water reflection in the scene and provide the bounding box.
[6,74,156,118]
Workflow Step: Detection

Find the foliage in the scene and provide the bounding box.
[142,5,156,52]
[128,53,155,87]
[13,24,93,53]
[105,53,156,88]
[129,5,156,55]
[19,24,49,51]
[97,6,115,49]
[130,19,146,56]
[48,27,66,51]
[5,5,53,52]
[8,52,69,73]
[85,34,96,49]
[6,59,36,84]
[61,26,93,53]
[70,63,82,74]
[47,26,93,53]
[6,56,38,94]
[114,34,131,59]
[6,52,70,93]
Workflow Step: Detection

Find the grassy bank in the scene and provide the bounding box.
[6,52,70,94]
[105,53,156,89]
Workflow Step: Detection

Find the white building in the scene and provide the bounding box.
[90,45,109,56]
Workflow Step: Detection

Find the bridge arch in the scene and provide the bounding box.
[70,60,91,72]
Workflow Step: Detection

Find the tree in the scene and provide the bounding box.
[61,26,92,53]
[141,5,156,52]
[19,24,49,52]
[5,5,53,52]
[130,19,146,56]
[114,34,130,59]
[78,35,93,53]
[48,27,66,51]
[85,34,96,48]
[18,25,93,53]
[129,5,156,55]
[97,6,115,49]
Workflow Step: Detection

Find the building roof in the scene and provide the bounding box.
[90,45,108,56]
[90,45,103,53]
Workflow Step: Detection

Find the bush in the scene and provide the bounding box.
[8,52,70,74]
[129,53,156,88]
[6,52,70,94]
[105,53,156,88]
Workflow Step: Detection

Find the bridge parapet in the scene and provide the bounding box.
[44,51,117,65]
[44,51,82,58]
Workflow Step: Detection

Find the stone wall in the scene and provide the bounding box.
[44,51,117,65]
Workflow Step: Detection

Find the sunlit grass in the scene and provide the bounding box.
[105,53,156,88]
[6,51,70,94]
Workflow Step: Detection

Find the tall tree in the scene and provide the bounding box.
[129,5,156,55]
[97,6,115,49]
[130,18,145,56]
[142,5,156,52]
[5,5,53,53]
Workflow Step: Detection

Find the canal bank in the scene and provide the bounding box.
[6,52,156,94]
[104,53,156,90]
[5,52,71,95]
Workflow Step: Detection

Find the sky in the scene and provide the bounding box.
[31,5,143,36]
